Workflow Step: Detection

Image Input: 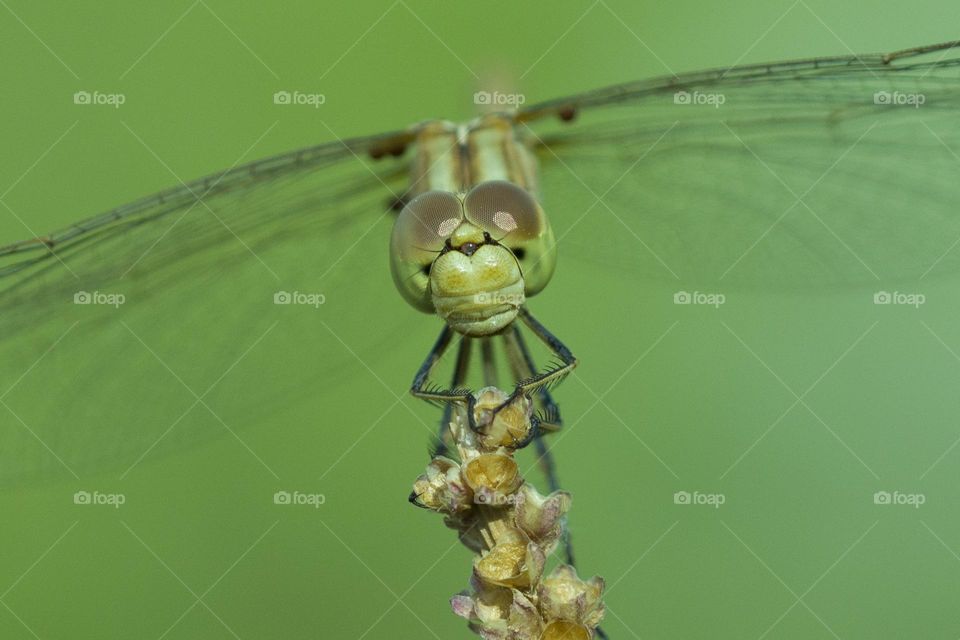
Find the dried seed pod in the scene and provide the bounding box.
[540,620,591,640]
[513,483,571,551]
[537,565,606,630]
[463,452,522,505]
[411,456,472,512]
[472,387,510,428]
[472,387,534,449]
[451,581,511,629]
[474,528,545,589]
[452,586,543,640]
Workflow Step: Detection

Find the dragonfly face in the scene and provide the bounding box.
[390,177,557,336]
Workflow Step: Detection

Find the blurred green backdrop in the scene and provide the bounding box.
[1,1,959,639]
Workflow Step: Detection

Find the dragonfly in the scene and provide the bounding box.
[3,41,960,527]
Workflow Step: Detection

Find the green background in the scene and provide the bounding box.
[1,1,959,639]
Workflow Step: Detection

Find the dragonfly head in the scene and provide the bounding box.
[390,181,557,336]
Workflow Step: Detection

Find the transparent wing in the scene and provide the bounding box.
[0,130,421,485]
[520,41,960,290]
[7,42,959,486]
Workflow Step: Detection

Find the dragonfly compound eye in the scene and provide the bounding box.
[390,190,464,313]
[463,181,557,296]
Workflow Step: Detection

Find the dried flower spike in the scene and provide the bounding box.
[411,387,606,639]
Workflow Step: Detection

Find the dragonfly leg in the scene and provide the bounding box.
[411,312,574,437]
[480,337,497,387]
[480,336,545,451]
[410,325,480,428]
[432,337,473,458]
[505,324,564,431]
[492,307,577,423]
